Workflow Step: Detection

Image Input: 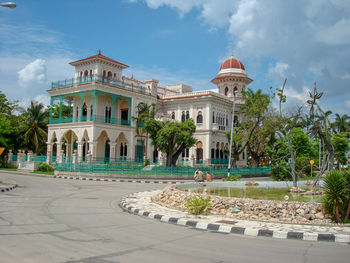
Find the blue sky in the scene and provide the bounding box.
[1,0,349,116]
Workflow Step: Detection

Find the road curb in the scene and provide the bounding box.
[53,175,185,184]
[119,193,350,243]
[0,183,18,193]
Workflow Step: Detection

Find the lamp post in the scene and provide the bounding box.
[227,100,236,177]
[1,2,16,8]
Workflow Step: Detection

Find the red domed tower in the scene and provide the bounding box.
[211,54,253,98]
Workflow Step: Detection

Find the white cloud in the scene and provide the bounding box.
[130,0,350,104]
[315,18,350,45]
[124,64,213,91]
[346,100,350,109]
[269,62,289,79]
[18,59,47,88]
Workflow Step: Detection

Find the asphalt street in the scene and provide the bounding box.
[0,172,349,263]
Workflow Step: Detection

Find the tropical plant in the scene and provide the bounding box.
[185,196,211,215]
[333,113,350,133]
[323,170,349,223]
[23,101,48,153]
[38,162,54,172]
[222,175,240,181]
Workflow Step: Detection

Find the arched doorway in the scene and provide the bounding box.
[104,139,110,163]
[196,141,203,164]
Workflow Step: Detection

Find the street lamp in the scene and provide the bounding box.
[1,2,16,8]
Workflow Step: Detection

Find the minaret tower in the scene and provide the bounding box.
[211,54,253,98]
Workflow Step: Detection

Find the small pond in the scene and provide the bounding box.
[177,181,324,203]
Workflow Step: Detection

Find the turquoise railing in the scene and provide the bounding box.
[211,158,229,165]
[11,155,17,161]
[51,75,151,95]
[50,115,130,126]
[55,162,271,176]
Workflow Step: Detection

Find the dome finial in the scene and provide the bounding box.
[98,49,101,55]
[231,51,234,58]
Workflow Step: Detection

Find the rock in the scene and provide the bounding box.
[315,212,324,219]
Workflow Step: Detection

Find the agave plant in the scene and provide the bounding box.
[323,170,348,222]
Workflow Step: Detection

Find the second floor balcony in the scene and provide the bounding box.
[50,114,131,126]
[51,74,151,95]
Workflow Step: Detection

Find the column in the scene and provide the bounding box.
[206,103,212,130]
[116,99,120,119]
[109,142,116,161]
[92,91,97,121]
[59,95,63,121]
[46,142,52,164]
[127,97,132,125]
[77,141,83,162]
[129,133,135,160]
[111,95,116,123]
[80,93,85,122]
[89,141,97,159]
[49,97,54,123]
[56,142,62,163]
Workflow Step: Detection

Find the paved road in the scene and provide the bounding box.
[0,172,349,263]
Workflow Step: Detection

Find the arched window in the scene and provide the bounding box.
[124,144,127,157]
[186,111,189,120]
[224,87,228,96]
[233,86,238,97]
[120,143,124,157]
[82,103,87,116]
[76,107,79,118]
[171,112,175,120]
[212,112,215,123]
[226,116,228,126]
[196,111,203,123]
[181,111,185,123]
[242,151,245,160]
[90,105,93,118]
[211,148,215,158]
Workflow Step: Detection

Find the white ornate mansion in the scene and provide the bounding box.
[46,52,253,167]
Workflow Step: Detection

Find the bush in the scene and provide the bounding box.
[222,175,241,181]
[185,196,211,215]
[270,165,292,181]
[323,170,350,223]
[144,159,150,166]
[38,163,54,172]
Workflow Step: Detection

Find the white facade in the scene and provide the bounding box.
[47,53,252,167]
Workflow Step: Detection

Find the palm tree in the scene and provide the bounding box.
[333,113,350,133]
[23,101,48,153]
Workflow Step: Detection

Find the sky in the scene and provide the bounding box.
[0,0,349,116]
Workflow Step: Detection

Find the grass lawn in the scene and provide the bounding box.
[0,168,17,171]
[32,170,54,175]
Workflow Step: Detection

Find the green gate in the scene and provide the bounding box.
[136,140,144,163]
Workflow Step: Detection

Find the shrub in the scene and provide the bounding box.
[38,163,54,172]
[323,170,350,223]
[185,196,211,215]
[144,159,150,166]
[270,165,292,181]
[222,175,241,181]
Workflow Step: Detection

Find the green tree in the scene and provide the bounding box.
[333,114,350,134]
[247,110,280,167]
[227,88,271,168]
[23,101,48,154]
[143,118,196,166]
[332,132,350,169]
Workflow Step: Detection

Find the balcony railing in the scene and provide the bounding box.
[50,115,130,126]
[51,74,151,95]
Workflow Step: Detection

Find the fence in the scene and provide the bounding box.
[56,162,271,177]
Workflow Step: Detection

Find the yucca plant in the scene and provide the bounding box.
[323,170,348,222]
